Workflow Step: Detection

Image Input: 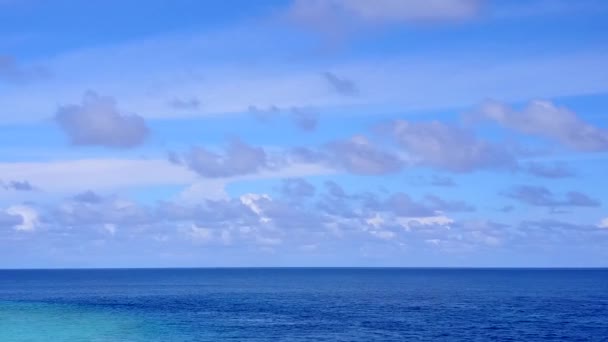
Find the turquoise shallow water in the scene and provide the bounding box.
[0,301,171,341]
[0,268,607,341]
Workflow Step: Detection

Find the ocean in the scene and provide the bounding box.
[0,268,606,341]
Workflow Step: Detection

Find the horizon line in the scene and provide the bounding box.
[1,266,607,271]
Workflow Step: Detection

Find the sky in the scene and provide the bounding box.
[1,0,607,268]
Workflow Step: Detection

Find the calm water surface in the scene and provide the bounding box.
[0,268,607,341]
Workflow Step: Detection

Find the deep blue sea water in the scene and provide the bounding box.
[0,268,607,341]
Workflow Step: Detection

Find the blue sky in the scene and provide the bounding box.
[1,0,607,268]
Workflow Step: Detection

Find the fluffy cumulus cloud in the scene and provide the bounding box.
[362,192,474,219]
[475,100,608,151]
[238,188,469,239]
[323,135,404,175]
[40,192,282,247]
[422,220,505,251]
[3,176,606,261]
[159,197,260,227]
[387,120,515,172]
[8,182,473,246]
[53,196,152,227]
[289,137,404,176]
[54,92,149,148]
[505,185,600,208]
[185,224,214,244]
[6,205,39,231]
[180,139,270,178]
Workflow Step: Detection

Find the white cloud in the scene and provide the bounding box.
[54,92,149,148]
[475,99,608,151]
[363,211,454,233]
[471,231,501,246]
[186,224,213,243]
[240,193,272,223]
[174,161,332,204]
[183,139,269,178]
[366,213,384,229]
[103,223,117,236]
[388,120,514,172]
[370,230,396,240]
[425,239,441,246]
[6,205,39,231]
[175,181,230,203]
[598,218,608,229]
[255,236,282,246]
[398,215,454,230]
